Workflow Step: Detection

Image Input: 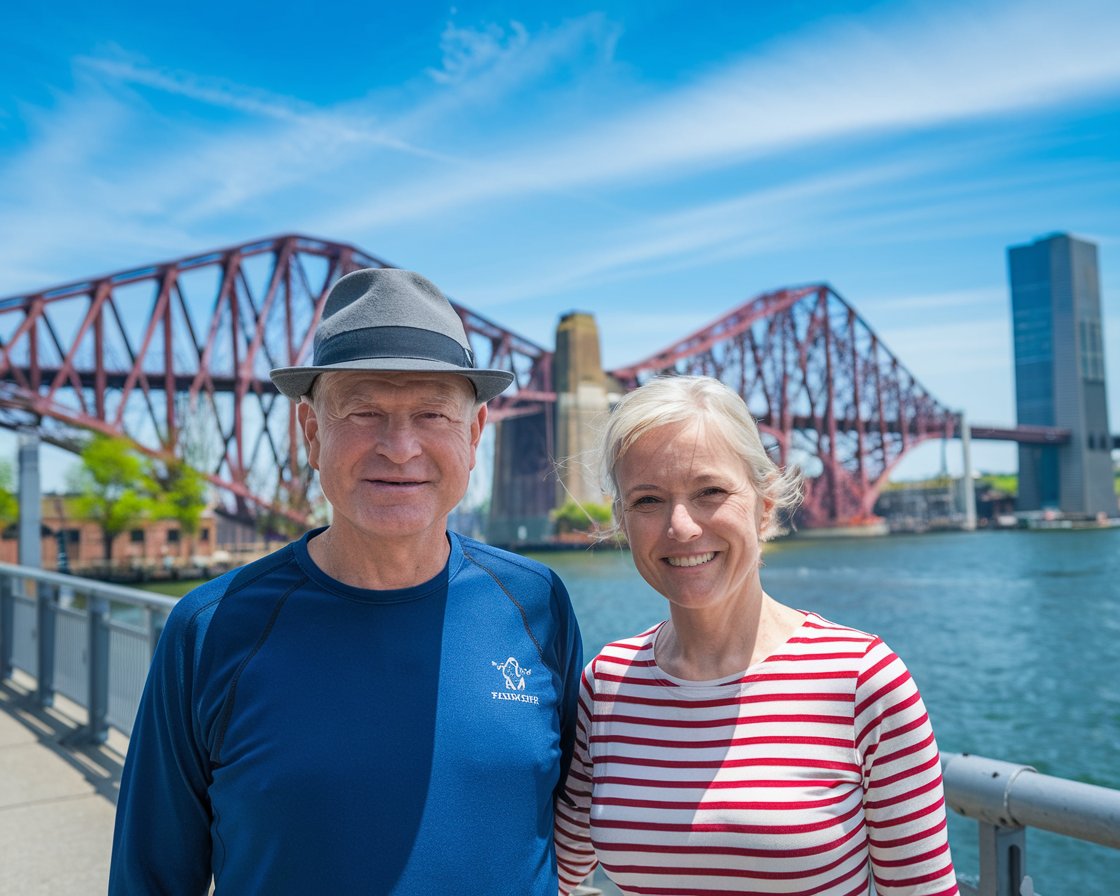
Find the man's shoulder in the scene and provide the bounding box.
[169,541,302,623]
[453,534,559,589]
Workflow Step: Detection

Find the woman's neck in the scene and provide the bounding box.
[657,594,806,681]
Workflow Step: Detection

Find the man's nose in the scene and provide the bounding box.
[376,419,423,462]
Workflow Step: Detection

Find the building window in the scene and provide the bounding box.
[66,529,81,545]
[167,529,180,544]
[200,528,210,542]
[130,529,145,544]
[1079,319,1105,382]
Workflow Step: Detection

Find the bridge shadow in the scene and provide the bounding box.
[0,671,124,806]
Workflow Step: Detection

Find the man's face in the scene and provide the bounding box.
[298,371,486,547]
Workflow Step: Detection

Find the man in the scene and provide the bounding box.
[109,268,583,895]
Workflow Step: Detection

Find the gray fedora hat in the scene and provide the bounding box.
[270,267,514,403]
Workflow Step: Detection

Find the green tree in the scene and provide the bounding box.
[551,499,613,534]
[977,473,1017,496]
[151,458,209,556]
[0,459,17,526]
[69,434,158,563]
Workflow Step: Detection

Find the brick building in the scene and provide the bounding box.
[1,495,267,577]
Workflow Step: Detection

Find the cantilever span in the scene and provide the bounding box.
[608,284,963,527]
[0,235,553,523]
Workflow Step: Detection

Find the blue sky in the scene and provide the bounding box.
[2,0,1119,484]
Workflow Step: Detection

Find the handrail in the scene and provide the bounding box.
[0,560,177,742]
[941,751,1120,850]
[939,751,1120,896]
[0,561,179,612]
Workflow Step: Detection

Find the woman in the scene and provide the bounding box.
[555,375,957,896]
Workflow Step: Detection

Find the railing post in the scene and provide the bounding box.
[35,581,56,707]
[977,821,1027,896]
[0,573,13,680]
[85,594,111,744]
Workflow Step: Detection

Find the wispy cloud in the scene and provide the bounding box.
[426,21,532,86]
[2,0,1117,310]
[466,159,937,306]
[322,0,1120,232]
[76,49,457,162]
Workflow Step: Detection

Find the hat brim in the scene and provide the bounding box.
[270,358,515,403]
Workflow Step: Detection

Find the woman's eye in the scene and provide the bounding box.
[698,487,727,499]
[629,495,660,509]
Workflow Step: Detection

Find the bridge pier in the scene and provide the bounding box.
[487,411,555,546]
[553,312,610,509]
[486,311,611,546]
[960,412,977,530]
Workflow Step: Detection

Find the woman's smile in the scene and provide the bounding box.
[664,552,716,568]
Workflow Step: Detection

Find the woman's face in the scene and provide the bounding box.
[616,420,768,615]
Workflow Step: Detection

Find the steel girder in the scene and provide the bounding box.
[0,234,554,523]
[608,284,960,528]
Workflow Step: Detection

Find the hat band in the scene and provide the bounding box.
[315,325,476,369]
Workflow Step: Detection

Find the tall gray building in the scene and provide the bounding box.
[1007,233,1114,515]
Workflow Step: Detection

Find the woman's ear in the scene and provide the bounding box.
[759,494,775,531]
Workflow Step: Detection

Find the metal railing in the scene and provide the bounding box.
[1,562,1118,892]
[0,560,176,742]
[941,751,1120,896]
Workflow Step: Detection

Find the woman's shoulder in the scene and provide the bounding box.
[777,611,898,673]
[600,621,662,654]
[795,610,881,646]
[585,622,663,678]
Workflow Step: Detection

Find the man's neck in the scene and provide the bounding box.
[307,526,451,590]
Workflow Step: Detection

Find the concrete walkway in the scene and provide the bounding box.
[0,670,124,895]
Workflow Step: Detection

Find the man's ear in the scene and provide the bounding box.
[297,400,321,471]
[468,403,488,471]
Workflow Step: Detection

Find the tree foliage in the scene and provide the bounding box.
[69,434,159,561]
[0,459,17,525]
[977,473,1017,496]
[151,458,208,537]
[68,435,212,563]
[551,499,613,534]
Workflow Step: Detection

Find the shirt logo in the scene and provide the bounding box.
[490,656,539,704]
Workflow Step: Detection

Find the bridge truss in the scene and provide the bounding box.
[0,235,553,523]
[608,284,961,528]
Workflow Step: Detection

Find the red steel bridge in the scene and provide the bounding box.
[0,234,1067,530]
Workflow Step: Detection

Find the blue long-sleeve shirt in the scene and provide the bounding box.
[109,529,582,895]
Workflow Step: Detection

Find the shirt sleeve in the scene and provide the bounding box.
[554,663,599,895]
[553,572,584,807]
[856,638,959,896]
[108,597,215,896]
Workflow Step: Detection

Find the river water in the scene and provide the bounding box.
[529,527,1120,894]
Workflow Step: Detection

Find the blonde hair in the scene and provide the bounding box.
[599,375,803,540]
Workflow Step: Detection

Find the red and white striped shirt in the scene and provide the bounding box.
[555,612,958,896]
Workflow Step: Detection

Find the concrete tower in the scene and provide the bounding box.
[553,312,610,508]
[1007,233,1114,515]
